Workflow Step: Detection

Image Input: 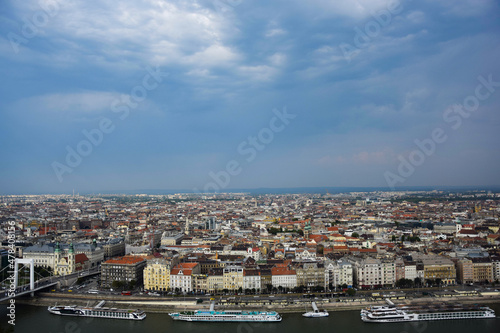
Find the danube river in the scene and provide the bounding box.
[2,303,500,333]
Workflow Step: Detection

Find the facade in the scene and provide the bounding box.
[471,258,493,283]
[404,262,417,281]
[102,238,125,259]
[54,243,75,276]
[207,268,224,292]
[101,255,146,288]
[161,232,184,246]
[295,261,325,289]
[192,274,208,293]
[271,265,297,289]
[23,241,103,270]
[421,256,456,285]
[325,259,353,288]
[143,258,172,291]
[170,263,200,293]
[351,257,395,288]
[223,265,244,291]
[242,269,261,292]
[492,257,500,281]
[395,258,405,281]
[456,258,474,284]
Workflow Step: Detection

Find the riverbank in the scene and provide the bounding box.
[14,292,500,314]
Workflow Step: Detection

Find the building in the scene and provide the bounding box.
[192,273,208,293]
[223,265,244,291]
[325,259,353,288]
[350,257,395,288]
[207,268,224,293]
[456,258,474,284]
[170,262,201,293]
[492,257,500,282]
[404,261,417,281]
[471,258,493,283]
[242,269,261,292]
[100,255,146,288]
[295,261,325,290]
[160,232,184,246]
[54,243,75,276]
[23,241,103,270]
[420,256,456,285]
[271,265,297,289]
[102,238,125,259]
[143,258,172,292]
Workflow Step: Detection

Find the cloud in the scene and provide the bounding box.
[17,91,121,113]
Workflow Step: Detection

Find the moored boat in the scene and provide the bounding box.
[303,301,329,318]
[47,302,146,320]
[168,301,281,322]
[361,304,495,323]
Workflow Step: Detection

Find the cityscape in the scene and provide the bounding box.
[1,0,500,331]
[2,190,499,297]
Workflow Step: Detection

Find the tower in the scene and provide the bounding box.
[54,242,61,262]
[185,216,190,235]
[68,243,75,274]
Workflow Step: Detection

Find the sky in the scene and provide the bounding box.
[0,0,499,194]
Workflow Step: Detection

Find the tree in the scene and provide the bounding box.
[112,280,125,290]
[128,279,137,290]
[346,288,356,296]
[352,232,359,238]
[396,278,414,288]
[391,235,397,242]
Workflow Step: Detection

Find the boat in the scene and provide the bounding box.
[361,304,495,323]
[47,301,146,320]
[303,301,329,318]
[168,301,281,322]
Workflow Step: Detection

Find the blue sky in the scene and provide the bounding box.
[1,0,499,194]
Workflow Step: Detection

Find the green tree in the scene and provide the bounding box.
[111,280,125,290]
[346,288,356,296]
[352,232,359,238]
[128,279,137,290]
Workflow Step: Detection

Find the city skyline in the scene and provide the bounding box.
[1,0,500,194]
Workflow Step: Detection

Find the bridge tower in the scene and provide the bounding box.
[13,258,35,292]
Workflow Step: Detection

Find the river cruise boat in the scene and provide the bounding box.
[361,304,495,323]
[169,302,281,322]
[48,301,146,321]
[303,301,329,318]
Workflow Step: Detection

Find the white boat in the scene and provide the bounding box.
[169,301,281,322]
[361,304,495,323]
[303,301,329,318]
[47,302,146,320]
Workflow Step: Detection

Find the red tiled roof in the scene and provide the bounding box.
[104,255,145,265]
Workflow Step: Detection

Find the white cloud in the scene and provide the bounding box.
[299,0,399,19]
[24,91,120,113]
[265,28,286,38]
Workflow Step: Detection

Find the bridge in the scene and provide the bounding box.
[0,259,100,302]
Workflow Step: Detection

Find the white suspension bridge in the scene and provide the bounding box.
[0,259,99,302]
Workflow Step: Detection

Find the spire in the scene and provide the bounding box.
[54,242,61,253]
[69,243,74,253]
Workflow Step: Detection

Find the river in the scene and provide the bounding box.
[2,303,500,333]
